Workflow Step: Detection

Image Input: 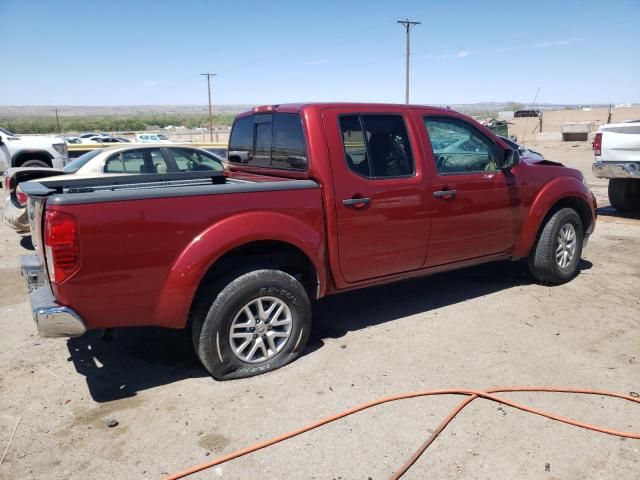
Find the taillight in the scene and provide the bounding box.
[16,186,28,206]
[44,210,80,284]
[593,132,602,156]
[3,175,10,191]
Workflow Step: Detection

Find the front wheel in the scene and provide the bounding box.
[528,208,584,284]
[195,269,311,380]
[20,159,50,168]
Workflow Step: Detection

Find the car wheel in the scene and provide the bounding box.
[528,208,584,284]
[20,159,50,168]
[608,179,640,211]
[196,269,311,380]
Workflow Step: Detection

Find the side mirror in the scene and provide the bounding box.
[503,149,520,169]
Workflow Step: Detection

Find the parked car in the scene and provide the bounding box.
[86,135,129,144]
[79,132,106,139]
[63,136,84,145]
[0,127,68,172]
[135,133,173,143]
[514,110,541,118]
[19,103,596,380]
[592,120,640,211]
[3,145,224,232]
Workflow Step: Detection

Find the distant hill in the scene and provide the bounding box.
[0,102,615,118]
[0,105,251,117]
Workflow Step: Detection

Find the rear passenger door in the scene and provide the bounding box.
[323,110,430,283]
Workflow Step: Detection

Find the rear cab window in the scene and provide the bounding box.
[228,113,307,171]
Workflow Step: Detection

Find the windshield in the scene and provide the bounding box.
[0,127,17,136]
[63,149,103,173]
[157,134,169,140]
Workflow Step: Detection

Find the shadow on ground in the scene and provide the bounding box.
[67,328,206,403]
[67,260,591,403]
[597,206,640,220]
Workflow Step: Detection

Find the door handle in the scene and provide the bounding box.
[343,197,371,207]
[433,189,457,200]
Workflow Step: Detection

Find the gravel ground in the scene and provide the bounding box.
[0,142,638,480]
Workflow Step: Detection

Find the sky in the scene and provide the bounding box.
[0,0,639,107]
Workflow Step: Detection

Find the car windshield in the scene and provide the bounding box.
[63,149,103,173]
[157,134,169,140]
[0,127,17,136]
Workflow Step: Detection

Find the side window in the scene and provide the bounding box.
[339,115,414,179]
[424,117,498,174]
[121,150,146,173]
[170,148,223,172]
[339,116,370,177]
[104,149,166,174]
[104,153,125,173]
[149,149,169,173]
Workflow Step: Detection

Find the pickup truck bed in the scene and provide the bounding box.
[23,170,324,332]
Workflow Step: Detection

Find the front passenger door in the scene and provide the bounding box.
[422,115,521,267]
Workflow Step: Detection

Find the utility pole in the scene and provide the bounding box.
[55,109,61,134]
[200,73,217,142]
[397,19,421,104]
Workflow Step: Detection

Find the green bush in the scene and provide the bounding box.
[0,114,235,135]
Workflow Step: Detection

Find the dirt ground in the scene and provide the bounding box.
[0,141,638,480]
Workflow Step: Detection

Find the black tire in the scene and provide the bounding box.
[608,179,640,211]
[528,208,584,284]
[19,159,50,168]
[196,269,311,380]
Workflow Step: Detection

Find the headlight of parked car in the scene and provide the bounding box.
[53,143,68,156]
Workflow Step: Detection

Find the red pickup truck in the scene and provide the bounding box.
[20,103,596,380]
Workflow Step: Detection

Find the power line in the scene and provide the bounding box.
[397,19,421,104]
[200,73,217,142]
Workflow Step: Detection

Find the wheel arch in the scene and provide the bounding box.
[153,211,327,329]
[12,149,54,167]
[514,177,595,258]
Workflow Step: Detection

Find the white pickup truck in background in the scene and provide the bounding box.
[592,120,640,211]
[0,127,68,174]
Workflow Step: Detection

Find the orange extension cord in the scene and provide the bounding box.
[163,387,640,480]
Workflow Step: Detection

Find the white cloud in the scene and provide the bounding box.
[534,38,581,48]
[455,51,470,58]
[143,80,159,87]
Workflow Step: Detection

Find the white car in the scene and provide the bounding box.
[3,144,224,232]
[592,120,640,210]
[135,133,173,143]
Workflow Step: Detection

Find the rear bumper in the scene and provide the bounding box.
[21,255,86,338]
[592,161,640,179]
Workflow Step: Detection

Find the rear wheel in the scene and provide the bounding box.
[528,208,584,284]
[608,179,640,211]
[195,269,311,380]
